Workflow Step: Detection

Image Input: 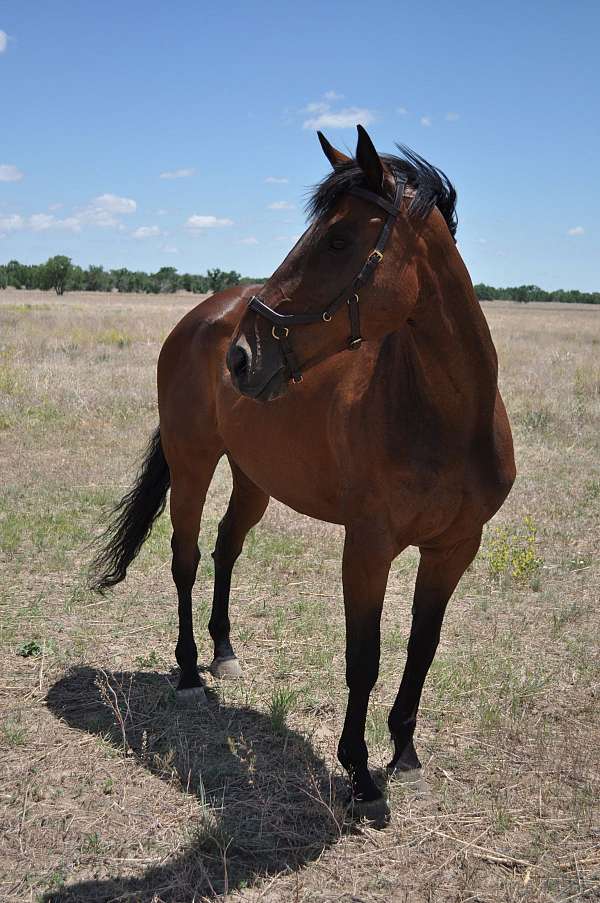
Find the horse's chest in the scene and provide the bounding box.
[219,395,346,523]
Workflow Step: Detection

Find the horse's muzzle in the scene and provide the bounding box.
[227,339,287,402]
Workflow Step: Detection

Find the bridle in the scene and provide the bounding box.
[246,173,407,383]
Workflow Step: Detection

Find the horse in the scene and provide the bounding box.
[91,125,515,818]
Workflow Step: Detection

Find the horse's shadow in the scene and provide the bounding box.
[44,666,344,901]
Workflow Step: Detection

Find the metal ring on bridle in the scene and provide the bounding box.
[322,311,332,322]
[272,325,289,339]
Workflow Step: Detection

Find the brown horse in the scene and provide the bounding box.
[92,126,515,816]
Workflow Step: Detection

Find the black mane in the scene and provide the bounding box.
[307,144,458,240]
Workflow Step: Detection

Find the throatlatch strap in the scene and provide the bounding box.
[279,332,303,383]
[347,294,361,349]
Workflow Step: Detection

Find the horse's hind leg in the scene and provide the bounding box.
[169,449,221,696]
[209,460,269,678]
[387,533,482,774]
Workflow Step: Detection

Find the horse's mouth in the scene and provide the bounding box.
[233,365,288,403]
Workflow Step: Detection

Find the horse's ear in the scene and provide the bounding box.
[317,131,352,170]
[356,124,384,192]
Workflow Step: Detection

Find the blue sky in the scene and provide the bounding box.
[1,1,598,290]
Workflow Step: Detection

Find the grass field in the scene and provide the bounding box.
[1,288,598,903]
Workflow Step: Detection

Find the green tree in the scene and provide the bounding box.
[84,265,109,292]
[207,268,241,293]
[43,255,72,295]
[153,266,178,293]
[5,260,29,289]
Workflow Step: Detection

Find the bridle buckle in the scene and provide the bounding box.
[272,325,289,340]
[368,249,384,264]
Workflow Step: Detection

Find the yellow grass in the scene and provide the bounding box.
[0,288,598,902]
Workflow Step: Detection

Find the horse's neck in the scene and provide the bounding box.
[391,265,499,427]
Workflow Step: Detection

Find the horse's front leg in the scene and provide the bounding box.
[337,525,395,812]
[387,533,482,774]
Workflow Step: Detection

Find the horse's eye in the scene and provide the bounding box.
[330,238,346,251]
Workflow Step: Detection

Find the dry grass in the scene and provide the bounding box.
[0,288,598,902]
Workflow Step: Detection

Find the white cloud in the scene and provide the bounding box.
[48,202,63,211]
[162,244,179,254]
[268,201,295,210]
[396,106,408,115]
[29,213,81,232]
[0,212,79,233]
[265,176,289,184]
[186,214,233,229]
[156,208,168,215]
[94,193,136,214]
[445,111,460,121]
[0,214,24,232]
[324,90,344,101]
[239,236,259,245]
[159,167,196,180]
[420,116,432,127]
[0,31,7,53]
[132,225,161,239]
[0,193,139,236]
[567,226,584,236]
[0,164,24,182]
[303,105,376,130]
[477,238,487,244]
[305,101,329,114]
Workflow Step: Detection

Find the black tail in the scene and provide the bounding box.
[89,427,170,591]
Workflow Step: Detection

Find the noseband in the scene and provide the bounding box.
[246,174,407,383]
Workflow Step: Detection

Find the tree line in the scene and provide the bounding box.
[474,283,600,305]
[1,257,598,303]
[0,257,256,296]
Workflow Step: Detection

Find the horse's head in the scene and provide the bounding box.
[228,126,453,401]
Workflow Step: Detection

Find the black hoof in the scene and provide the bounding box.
[209,655,243,679]
[387,738,422,773]
[346,793,391,828]
[386,763,431,798]
[176,668,205,693]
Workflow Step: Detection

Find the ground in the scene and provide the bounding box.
[0,289,598,903]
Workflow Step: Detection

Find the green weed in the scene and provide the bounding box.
[17,639,42,657]
[81,832,102,855]
[2,715,27,747]
[520,408,552,432]
[0,362,20,395]
[269,686,297,734]
[366,706,389,748]
[136,649,160,669]
[485,516,543,582]
[97,328,132,349]
[584,478,600,500]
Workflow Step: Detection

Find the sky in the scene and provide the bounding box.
[1,1,598,291]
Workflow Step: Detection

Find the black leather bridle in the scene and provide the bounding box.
[247,174,407,383]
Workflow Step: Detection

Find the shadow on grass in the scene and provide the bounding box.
[44,666,343,901]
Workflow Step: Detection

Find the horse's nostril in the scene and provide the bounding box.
[228,344,249,381]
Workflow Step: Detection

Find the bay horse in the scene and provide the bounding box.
[92,126,515,817]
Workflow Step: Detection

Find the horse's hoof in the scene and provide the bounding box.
[346,795,391,828]
[176,685,207,705]
[210,656,243,680]
[388,766,431,797]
